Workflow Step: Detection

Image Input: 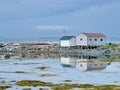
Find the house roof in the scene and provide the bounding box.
[60,36,75,40]
[83,33,106,37]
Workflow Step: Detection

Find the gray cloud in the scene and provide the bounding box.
[0,0,120,38]
[0,0,119,20]
[36,25,72,31]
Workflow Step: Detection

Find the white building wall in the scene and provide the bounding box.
[61,33,106,47]
[76,34,87,46]
[87,37,106,46]
[60,40,70,47]
[60,37,76,47]
[69,37,76,46]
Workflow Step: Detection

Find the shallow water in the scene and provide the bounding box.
[0,56,120,89]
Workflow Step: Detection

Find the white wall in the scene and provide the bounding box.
[87,37,106,46]
[60,40,70,47]
[76,34,87,46]
[69,37,76,46]
[61,33,106,47]
[60,37,76,47]
[76,33,106,46]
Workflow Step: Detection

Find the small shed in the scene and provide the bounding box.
[60,36,76,47]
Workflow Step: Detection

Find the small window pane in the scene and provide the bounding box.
[95,39,97,41]
[101,39,103,41]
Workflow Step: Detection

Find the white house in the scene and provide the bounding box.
[60,36,76,47]
[76,33,106,46]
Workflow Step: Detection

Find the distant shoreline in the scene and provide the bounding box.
[0,37,119,44]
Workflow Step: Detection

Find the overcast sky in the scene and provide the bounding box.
[0,0,120,39]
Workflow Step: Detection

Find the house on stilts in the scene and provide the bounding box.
[60,33,106,49]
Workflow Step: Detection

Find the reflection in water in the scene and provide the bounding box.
[60,55,111,72]
[76,61,109,71]
[0,52,120,89]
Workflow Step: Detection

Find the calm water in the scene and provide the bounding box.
[0,55,120,90]
[0,37,120,43]
[0,37,60,43]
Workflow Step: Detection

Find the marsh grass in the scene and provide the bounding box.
[0,86,11,90]
[15,71,27,73]
[0,71,30,74]
[97,58,120,62]
[104,43,120,49]
[23,88,31,90]
[40,74,57,77]
[16,80,120,90]
[62,80,72,82]
[35,66,50,70]
[39,88,49,90]
[16,80,53,86]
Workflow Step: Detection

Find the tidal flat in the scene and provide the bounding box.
[0,55,120,90]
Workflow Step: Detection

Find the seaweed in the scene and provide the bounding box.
[16,80,120,90]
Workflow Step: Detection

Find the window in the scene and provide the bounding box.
[80,38,82,41]
[95,64,97,66]
[100,39,103,41]
[80,64,82,67]
[94,39,97,41]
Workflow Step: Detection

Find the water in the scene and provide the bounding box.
[0,36,119,89]
[0,54,120,90]
[107,37,120,44]
[0,37,60,43]
[0,36,120,43]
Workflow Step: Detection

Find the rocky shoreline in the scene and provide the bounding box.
[0,42,120,58]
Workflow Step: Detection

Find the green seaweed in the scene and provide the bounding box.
[62,80,72,82]
[0,86,11,90]
[16,80,120,90]
[23,88,31,90]
[40,74,57,77]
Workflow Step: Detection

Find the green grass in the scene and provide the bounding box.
[104,43,120,49]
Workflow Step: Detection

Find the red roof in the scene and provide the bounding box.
[83,33,106,37]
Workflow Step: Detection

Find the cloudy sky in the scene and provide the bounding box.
[0,0,120,39]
